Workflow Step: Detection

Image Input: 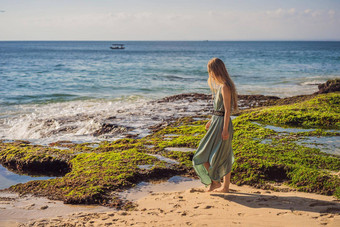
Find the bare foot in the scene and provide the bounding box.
[206,181,221,192]
[213,187,230,193]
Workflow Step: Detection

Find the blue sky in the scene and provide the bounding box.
[0,0,339,40]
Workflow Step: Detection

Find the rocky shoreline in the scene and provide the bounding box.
[0,79,339,226]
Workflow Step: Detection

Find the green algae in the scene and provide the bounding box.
[6,147,171,208]
[143,93,340,197]
[153,124,206,137]
[241,92,340,129]
[162,150,194,168]
[291,129,340,137]
[0,141,74,175]
[95,138,147,153]
[228,93,340,197]
[1,92,339,208]
[0,141,75,162]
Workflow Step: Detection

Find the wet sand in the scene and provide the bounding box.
[0,191,112,227]
[11,183,340,227]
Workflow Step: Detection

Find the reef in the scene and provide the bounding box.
[314,78,340,94]
[0,89,339,210]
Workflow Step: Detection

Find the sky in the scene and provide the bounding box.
[0,0,339,41]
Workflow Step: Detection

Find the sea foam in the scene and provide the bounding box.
[0,95,212,145]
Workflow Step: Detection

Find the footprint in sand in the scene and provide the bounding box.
[147,211,159,216]
[189,188,205,193]
[181,211,187,216]
[157,208,164,213]
[118,211,129,216]
[173,204,181,208]
[292,211,304,216]
[276,212,288,216]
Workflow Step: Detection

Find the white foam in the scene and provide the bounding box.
[238,82,321,98]
[300,80,324,86]
[0,96,212,145]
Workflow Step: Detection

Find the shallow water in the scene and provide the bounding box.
[137,164,155,170]
[148,154,180,165]
[0,191,112,224]
[118,176,202,201]
[297,136,340,156]
[252,121,315,133]
[252,121,340,134]
[252,122,340,155]
[164,146,196,152]
[0,165,55,190]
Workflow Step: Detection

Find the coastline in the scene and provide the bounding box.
[18,183,340,227]
[0,79,339,226]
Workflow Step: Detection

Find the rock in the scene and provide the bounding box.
[124,133,139,138]
[314,79,340,94]
[24,203,35,210]
[40,205,48,210]
[154,93,211,103]
[92,123,133,136]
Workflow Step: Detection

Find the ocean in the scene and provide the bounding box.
[0,41,339,144]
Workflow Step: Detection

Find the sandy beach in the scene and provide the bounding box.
[8,183,339,227]
[1,0,340,225]
[0,81,339,226]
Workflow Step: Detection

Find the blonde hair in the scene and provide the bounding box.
[207,58,238,111]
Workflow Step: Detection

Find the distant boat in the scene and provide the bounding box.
[110,44,125,49]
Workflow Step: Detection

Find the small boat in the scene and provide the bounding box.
[110,44,125,49]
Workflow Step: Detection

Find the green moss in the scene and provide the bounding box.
[241,92,340,129]
[94,138,147,153]
[1,92,339,206]
[157,135,202,149]
[8,147,168,207]
[162,150,194,168]
[292,129,340,137]
[153,124,206,137]
[229,93,340,198]
[0,141,75,162]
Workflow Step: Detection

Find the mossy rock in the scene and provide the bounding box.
[1,92,339,207]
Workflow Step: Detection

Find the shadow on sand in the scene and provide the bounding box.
[210,191,340,214]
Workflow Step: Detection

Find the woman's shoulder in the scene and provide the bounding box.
[220,84,231,94]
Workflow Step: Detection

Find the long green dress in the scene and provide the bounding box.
[192,85,234,186]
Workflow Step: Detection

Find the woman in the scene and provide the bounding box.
[192,57,238,192]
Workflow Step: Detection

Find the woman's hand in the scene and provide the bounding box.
[205,120,211,130]
[222,129,229,140]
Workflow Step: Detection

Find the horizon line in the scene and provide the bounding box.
[1,39,340,42]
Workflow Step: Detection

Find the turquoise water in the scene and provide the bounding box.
[1,41,339,106]
[0,41,339,144]
[0,165,55,190]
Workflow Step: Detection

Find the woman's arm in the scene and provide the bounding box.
[205,119,212,130]
[221,84,231,140]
